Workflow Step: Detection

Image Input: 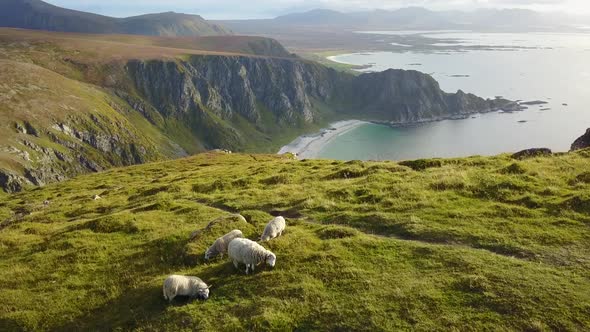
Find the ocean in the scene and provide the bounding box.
[317,31,590,160]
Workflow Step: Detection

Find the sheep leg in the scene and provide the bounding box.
[251,264,255,272]
[233,260,239,269]
[245,264,250,274]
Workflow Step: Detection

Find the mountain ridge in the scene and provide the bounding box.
[0,0,231,36]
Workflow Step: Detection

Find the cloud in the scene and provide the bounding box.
[45,0,590,19]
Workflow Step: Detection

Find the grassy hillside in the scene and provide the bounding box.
[0,150,589,330]
[0,29,294,60]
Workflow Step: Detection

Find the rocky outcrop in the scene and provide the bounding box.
[0,170,29,193]
[512,148,552,160]
[571,129,590,151]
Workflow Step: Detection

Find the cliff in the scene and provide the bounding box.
[123,56,512,151]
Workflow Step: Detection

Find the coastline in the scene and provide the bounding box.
[278,120,368,159]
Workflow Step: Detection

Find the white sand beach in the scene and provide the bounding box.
[278,120,367,159]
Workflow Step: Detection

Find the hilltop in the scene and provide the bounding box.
[0,0,230,37]
[0,29,513,193]
[0,150,589,330]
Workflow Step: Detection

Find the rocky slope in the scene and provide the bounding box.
[0,0,230,36]
[0,36,515,192]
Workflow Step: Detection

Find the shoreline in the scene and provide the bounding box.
[278,120,368,159]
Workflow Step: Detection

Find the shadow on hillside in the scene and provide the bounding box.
[55,284,168,330]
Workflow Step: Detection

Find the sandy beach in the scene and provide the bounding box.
[326,55,352,64]
[278,120,368,159]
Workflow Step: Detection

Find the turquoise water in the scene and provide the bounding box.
[319,32,590,160]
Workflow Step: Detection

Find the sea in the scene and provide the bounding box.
[318,31,590,160]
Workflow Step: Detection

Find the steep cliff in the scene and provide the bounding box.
[123,56,512,152]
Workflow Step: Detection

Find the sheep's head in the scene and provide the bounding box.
[266,252,276,268]
[260,234,270,242]
[196,285,211,300]
[204,249,213,260]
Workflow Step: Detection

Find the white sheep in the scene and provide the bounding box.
[228,238,276,274]
[162,275,210,302]
[261,216,286,241]
[204,229,244,260]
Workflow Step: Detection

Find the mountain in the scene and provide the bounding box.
[275,9,345,25]
[0,28,514,193]
[226,7,586,34]
[1,150,589,330]
[274,7,453,29]
[0,0,230,36]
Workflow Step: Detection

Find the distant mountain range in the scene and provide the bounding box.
[0,0,230,36]
[227,7,590,32]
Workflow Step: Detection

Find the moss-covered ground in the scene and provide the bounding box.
[1,150,589,331]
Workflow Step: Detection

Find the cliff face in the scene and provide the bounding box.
[125,56,511,148]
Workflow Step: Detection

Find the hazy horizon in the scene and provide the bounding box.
[43,0,590,20]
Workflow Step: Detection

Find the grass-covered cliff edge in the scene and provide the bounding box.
[0,28,516,192]
[1,150,589,331]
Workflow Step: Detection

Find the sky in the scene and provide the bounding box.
[44,0,590,19]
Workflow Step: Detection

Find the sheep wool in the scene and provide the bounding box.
[163,275,210,302]
[205,229,244,260]
[228,238,276,274]
[261,216,286,241]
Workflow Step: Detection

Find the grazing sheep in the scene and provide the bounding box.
[204,229,244,260]
[261,216,286,241]
[228,238,276,274]
[163,275,210,302]
[189,214,247,241]
[93,195,101,200]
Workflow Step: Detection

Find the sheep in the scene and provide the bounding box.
[189,214,247,241]
[204,229,244,260]
[162,275,210,302]
[261,216,286,241]
[228,238,276,274]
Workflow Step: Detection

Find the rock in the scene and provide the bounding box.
[571,128,590,151]
[0,170,28,193]
[512,148,552,160]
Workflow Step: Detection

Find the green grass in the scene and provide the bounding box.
[1,151,589,331]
